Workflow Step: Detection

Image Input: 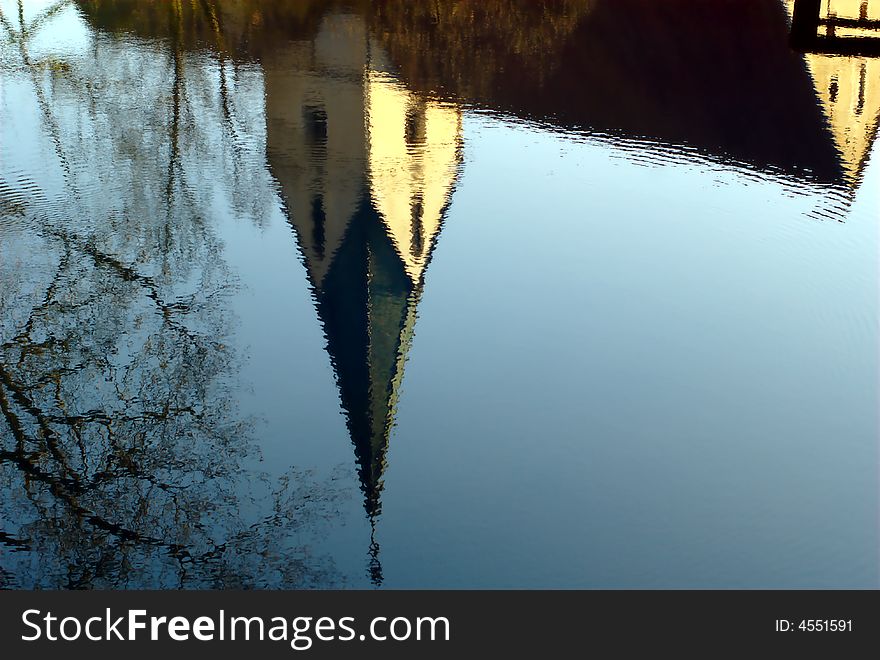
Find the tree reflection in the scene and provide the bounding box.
[0,1,350,589]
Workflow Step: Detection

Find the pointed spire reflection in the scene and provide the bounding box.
[264,13,462,528]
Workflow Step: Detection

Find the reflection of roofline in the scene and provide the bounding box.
[465,107,852,192]
[376,0,848,187]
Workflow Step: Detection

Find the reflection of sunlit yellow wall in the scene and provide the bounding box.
[366,70,462,283]
[806,55,879,181]
[265,12,463,286]
[784,0,880,183]
[818,0,880,26]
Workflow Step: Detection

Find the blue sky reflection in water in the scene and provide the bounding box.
[0,0,877,588]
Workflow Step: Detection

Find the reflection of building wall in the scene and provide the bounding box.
[366,67,462,282]
[785,1,880,182]
[265,13,462,286]
[264,13,369,286]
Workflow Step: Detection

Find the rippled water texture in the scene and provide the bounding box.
[1,0,878,589]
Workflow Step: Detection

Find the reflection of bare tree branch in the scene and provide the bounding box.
[55,225,218,344]
[0,7,15,38]
[165,1,185,206]
[0,437,174,549]
[3,246,70,355]
[2,2,77,184]
[1,1,350,589]
[199,0,236,133]
[0,371,28,453]
[0,362,85,485]
[4,0,72,40]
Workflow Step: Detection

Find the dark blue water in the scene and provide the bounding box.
[1,0,877,588]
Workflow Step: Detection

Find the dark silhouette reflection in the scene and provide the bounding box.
[75,0,879,187]
[372,0,878,187]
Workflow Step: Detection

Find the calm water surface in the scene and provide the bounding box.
[1,0,878,588]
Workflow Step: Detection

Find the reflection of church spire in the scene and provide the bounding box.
[264,13,461,525]
[312,199,418,518]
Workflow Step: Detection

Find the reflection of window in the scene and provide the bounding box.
[410,193,424,258]
[856,62,866,114]
[404,105,426,146]
[312,195,326,258]
[303,105,328,143]
[830,75,839,102]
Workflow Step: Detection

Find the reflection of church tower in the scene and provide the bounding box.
[264,13,462,528]
[807,53,880,183]
[785,0,880,184]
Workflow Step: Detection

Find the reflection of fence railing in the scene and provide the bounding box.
[791,0,880,55]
